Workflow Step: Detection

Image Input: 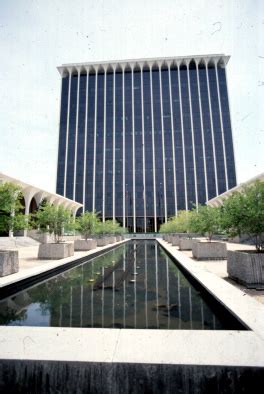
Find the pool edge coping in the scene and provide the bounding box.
[0,238,263,368]
[158,239,264,341]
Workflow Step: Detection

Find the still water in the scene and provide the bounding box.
[0,241,246,330]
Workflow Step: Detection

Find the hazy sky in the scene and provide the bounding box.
[0,0,263,193]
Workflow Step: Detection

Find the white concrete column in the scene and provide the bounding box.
[215,59,228,190]
[187,60,198,207]
[102,67,107,221]
[168,62,178,216]
[23,190,35,216]
[73,69,80,201]
[92,68,98,212]
[149,63,157,232]
[205,59,218,196]
[195,59,208,202]
[177,61,188,211]
[158,62,168,223]
[34,191,47,208]
[140,65,147,232]
[64,68,72,197]
[72,205,80,218]
[55,73,63,192]
[131,63,136,232]
[112,66,116,221]
[22,187,37,237]
[82,66,89,213]
[221,58,238,184]
[122,65,126,228]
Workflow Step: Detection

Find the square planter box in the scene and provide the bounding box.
[74,239,97,251]
[107,236,116,244]
[227,250,264,289]
[171,235,180,246]
[165,235,171,243]
[0,250,19,277]
[97,237,109,247]
[179,238,194,251]
[192,241,227,260]
[38,242,74,260]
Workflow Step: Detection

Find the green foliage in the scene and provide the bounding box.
[159,216,180,233]
[0,213,31,234]
[189,205,221,241]
[159,210,195,235]
[75,211,100,239]
[34,203,74,243]
[0,182,23,213]
[95,219,126,235]
[221,181,264,252]
[0,182,27,234]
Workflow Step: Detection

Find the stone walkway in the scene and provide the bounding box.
[0,237,128,288]
[178,241,264,305]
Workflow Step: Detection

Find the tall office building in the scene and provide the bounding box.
[56,55,236,232]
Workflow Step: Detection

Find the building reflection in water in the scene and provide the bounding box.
[0,241,246,331]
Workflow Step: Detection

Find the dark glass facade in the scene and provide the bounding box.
[56,57,236,232]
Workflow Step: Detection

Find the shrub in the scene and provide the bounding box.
[95,220,125,235]
[159,210,195,236]
[0,182,29,236]
[221,181,264,252]
[189,205,221,241]
[35,203,74,243]
[75,211,100,239]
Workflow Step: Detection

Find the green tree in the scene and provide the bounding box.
[35,203,74,243]
[95,219,125,235]
[189,205,221,241]
[75,211,100,239]
[221,181,264,252]
[159,210,195,235]
[159,216,178,233]
[0,182,28,236]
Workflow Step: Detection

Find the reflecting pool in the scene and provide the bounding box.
[0,241,246,330]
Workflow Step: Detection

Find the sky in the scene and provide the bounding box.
[0,0,263,193]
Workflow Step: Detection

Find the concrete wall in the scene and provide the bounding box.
[0,360,262,393]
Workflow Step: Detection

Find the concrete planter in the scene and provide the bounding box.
[179,238,194,251]
[107,236,116,244]
[38,242,74,260]
[74,239,97,251]
[192,241,227,260]
[171,235,180,246]
[227,250,264,289]
[0,250,19,277]
[96,237,109,247]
